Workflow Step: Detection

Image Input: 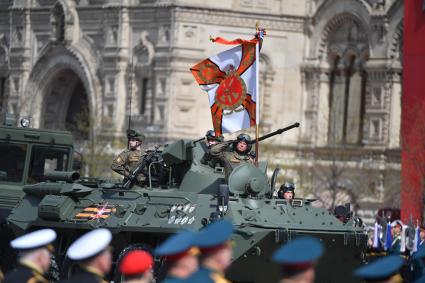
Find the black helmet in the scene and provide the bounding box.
[235,133,252,153]
[205,130,223,142]
[206,130,216,140]
[277,182,295,199]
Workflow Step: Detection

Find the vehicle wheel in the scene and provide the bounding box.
[113,243,161,283]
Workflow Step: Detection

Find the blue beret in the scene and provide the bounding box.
[353,255,404,280]
[155,230,197,256]
[413,244,425,260]
[194,220,234,248]
[272,237,324,264]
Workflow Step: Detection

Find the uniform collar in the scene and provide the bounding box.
[83,266,105,278]
[20,259,44,275]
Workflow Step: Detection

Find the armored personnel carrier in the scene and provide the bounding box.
[0,114,77,274]
[7,124,367,283]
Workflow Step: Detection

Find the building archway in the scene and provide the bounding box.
[41,68,90,141]
[23,44,103,141]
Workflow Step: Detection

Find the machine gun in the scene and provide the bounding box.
[248,122,300,144]
[123,145,161,189]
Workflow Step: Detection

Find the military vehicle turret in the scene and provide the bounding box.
[7,123,367,283]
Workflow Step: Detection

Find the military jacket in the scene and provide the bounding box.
[3,262,48,283]
[210,141,253,181]
[111,149,145,177]
[161,275,186,283]
[389,235,401,254]
[184,267,231,283]
[61,266,107,283]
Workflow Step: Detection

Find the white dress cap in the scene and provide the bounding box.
[67,228,112,261]
[11,228,56,250]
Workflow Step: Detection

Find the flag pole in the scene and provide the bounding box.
[255,124,259,166]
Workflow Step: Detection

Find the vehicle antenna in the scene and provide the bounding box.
[128,54,134,132]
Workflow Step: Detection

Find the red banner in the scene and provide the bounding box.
[401,0,425,223]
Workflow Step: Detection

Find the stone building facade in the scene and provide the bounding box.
[0,0,403,223]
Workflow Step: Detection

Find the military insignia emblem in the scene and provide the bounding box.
[74,203,116,221]
[215,66,247,115]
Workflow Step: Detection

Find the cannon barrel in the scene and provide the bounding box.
[44,171,80,183]
[249,122,300,144]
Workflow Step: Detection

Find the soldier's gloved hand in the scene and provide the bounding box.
[137,174,146,184]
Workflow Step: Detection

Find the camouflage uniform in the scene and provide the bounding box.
[210,140,253,181]
[111,130,146,184]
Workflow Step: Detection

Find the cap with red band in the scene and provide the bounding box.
[119,250,153,276]
[194,220,234,254]
[155,230,199,261]
[272,236,324,271]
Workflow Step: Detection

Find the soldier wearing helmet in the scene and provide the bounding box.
[277,182,295,200]
[111,129,146,185]
[205,130,221,147]
[209,133,254,181]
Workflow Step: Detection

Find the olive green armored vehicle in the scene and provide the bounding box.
[7,123,367,283]
[0,114,77,273]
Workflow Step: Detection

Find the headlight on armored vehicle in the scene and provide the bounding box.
[20,117,30,128]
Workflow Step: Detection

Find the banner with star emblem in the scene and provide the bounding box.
[190,42,260,136]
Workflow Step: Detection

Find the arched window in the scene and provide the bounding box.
[326,16,368,145]
[51,2,65,42]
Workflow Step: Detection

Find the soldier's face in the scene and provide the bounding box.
[283,191,294,200]
[129,139,141,149]
[236,141,248,152]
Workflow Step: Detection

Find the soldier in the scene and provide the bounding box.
[272,237,324,283]
[390,220,403,254]
[201,130,223,167]
[210,133,254,181]
[353,255,404,283]
[63,228,112,283]
[111,129,146,185]
[205,130,221,147]
[155,230,199,283]
[3,229,57,283]
[277,182,295,200]
[185,220,234,283]
[119,250,153,283]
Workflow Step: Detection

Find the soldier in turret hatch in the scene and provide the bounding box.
[277,182,295,200]
[209,133,254,181]
[111,129,146,185]
[205,130,222,147]
[201,130,223,167]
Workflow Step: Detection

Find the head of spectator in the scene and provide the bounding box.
[194,220,234,273]
[67,228,113,277]
[272,236,324,283]
[155,230,199,280]
[11,228,57,275]
[353,255,404,283]
[420,226,425,243]
[391,220,403,237]
[119,250,153,283]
